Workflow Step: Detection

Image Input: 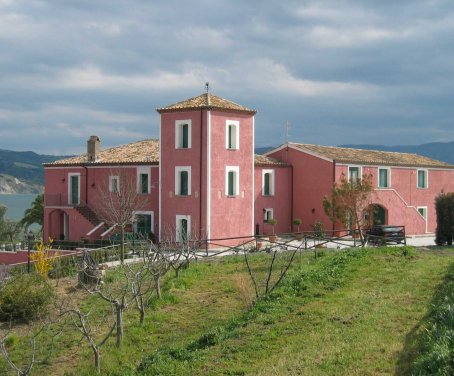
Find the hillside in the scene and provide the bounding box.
[0,149,68,193]
[1,247,452,375]
[0,173,43,194]
[0,149,66,184]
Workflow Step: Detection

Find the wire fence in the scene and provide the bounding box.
[0,227,406,281]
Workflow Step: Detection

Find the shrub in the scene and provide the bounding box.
[435,192,454,245]
[0,274,54,322]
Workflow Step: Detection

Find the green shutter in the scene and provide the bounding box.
[181,219,188,242]
[228,171,234,195]
[264,173,270,195]
[140,174,148,193]
[70,175,79,204]
[182,124,188,148]
[180,171,188,195]
[418,170,426,188]
[379,169,388,188]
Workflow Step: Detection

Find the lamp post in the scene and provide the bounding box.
[26,230,35,273]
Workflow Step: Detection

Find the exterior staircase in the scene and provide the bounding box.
[74,205,101,226]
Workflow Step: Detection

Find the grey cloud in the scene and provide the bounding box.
[1,0,454,154]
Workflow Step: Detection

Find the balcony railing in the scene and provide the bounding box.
[45,194,86,207]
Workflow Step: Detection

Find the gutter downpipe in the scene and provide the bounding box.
[199,109,203,241]
[83,165,88,207]
[332,159,336,233]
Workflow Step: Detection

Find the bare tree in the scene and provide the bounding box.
[94,168,148,264]
[125,262,154,325]
[80,264,138,347]
[243,239,302,300]
[0,316,56,376]
[323,173,374,246]
[63,308,116,373]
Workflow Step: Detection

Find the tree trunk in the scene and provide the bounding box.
[120,227,125,264]
[93,347,101,373]
[155,276,161,299]
[116,306,123,347]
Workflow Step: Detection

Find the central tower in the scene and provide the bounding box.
[157,92,256,245]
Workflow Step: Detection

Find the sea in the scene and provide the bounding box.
[0,193,38,221]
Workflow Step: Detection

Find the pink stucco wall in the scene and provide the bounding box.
[159,110,255,246]
[44,165,158,241]
[159,111,206,241]
[336,165,454,234]
[209,111,254,244]
[268,146,334,233]
[254,165,292,235]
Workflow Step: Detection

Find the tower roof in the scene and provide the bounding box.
[156,93,256,115]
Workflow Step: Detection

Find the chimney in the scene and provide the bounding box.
[87,135,100,162]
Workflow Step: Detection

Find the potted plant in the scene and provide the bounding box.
[267,218,277,243]
[293,218,302,240]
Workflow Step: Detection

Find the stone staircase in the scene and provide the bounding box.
[74,205,101,226]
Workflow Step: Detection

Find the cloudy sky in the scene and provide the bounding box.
[1,0,453,155]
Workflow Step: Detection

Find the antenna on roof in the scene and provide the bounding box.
[205,82,210,93]
[284,120,291,144]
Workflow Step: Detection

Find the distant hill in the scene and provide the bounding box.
[256,141,454,165]
[0,149,68,193]
[0,173,43,194]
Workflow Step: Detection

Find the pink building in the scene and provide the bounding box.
[267,143,454,235]
[43,92,454,244]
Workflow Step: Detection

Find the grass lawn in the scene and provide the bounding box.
[1,247,454,375]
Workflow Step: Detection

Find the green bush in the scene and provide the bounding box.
[435,192,454,245]
[0,274,55,322]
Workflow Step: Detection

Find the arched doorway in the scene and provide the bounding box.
[366,204,388,226]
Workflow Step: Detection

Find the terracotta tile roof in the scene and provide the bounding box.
[45,139,160,166]
[289,143,454,169]
[157,93,256,115]
[254,154,290,167]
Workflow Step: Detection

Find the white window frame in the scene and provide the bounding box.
[378,167,391,188]
[348,165,362,183]
[417,206,428,233]
[225,166,240,196]
[175,166,191,196]
[264,208,274,223]
[417,169,428,189]
[176,214,191,242]
[175,119,192,149]
[262,169,275,196]
[137,166,151,194]
[225,120,240,150]
[109,176,120,193]
[68,172,81,205]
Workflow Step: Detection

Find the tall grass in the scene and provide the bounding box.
[412,262,454,375]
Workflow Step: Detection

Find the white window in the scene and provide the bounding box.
[378,168,390,188]
[262,169,275,196]
[417,207,427,220]
[175,119,191,149]
[417,206,428,233]
[348,166,361,183]
[137,167,150,194]
[264,208,273,223]
[175,167,191,196]
[225,120,239,150]
[109,176,119,193]
[68,173,80,205]
[176,215,191,242]
[417,169,428,189]
[225,166,239,196]
[133,211,154,240]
